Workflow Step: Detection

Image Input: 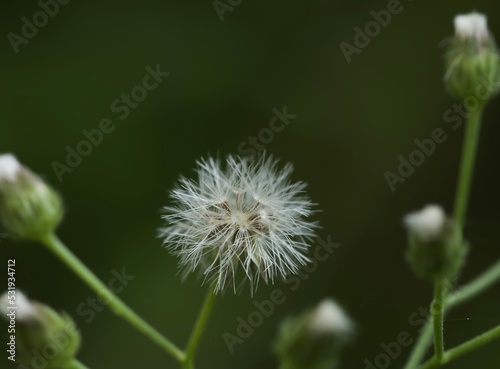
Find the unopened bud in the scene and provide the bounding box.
[274,298,354,369]
[404,205,467,280]
[0,290,37,321]
[0,291,81,367]
[307,299,353,338]
[0,154,63,241]
[444,12,500,102]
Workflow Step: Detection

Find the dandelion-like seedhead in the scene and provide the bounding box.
[159,154,318,294]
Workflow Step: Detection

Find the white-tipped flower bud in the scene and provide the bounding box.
[454,13,489,42]
[0,154,63,241]
[0,290,37,321]
[0,291,81,367]
[444,12,500,102]
[404,205,447,243]
[308,299,353,338]
[404,205,467,281]
[274,299,354,369]
[0,154,22,181]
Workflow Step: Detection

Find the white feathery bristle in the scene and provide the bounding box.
[0,291,37,321]
[0,154,21,182]
[454,12,489,42]
[404,205,447,242]
[159,154,318,294]
[308,299,353,337]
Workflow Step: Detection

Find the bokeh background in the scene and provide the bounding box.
[1,0,500,368]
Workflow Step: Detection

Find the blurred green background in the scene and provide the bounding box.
[1,0,500,368]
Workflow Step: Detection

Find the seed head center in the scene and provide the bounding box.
[233,211,252,229]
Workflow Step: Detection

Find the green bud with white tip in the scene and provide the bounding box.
[274,299,354,369]
[0,291,81,368]
[0,154,63,241]
[444,12,500,103]
[404,205,467,281]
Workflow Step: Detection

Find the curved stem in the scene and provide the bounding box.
[183,286,217,369]
[40,233,185,363]
[403,259,500,368]
[453,106,484,229]
[417,324,500,369]
[431,280,445,359]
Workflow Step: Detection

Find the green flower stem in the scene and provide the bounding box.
[403,259,500,368]
[40,233,185,363]
[68,360,90,369]
[183,287,217,369]
[448,259,500,306]
[431,279,445,359]
[404,323,433,369]
[404,105,488,369]
[417,324,500,369]
[453,106,484,229]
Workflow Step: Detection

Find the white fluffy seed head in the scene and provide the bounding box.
[308,299,353,337]
[0,154,22,182]
[159,154,318,294]
[0,291,38,322]
[454,12,489,42]
[404,205,447,242]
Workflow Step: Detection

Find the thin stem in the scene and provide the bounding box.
[183,286,217,369]
[404,105,489,369]
[403,259,500,368]
[453,107,484,229]
[417,324,500,369]
[404,322,434,369]
[431,279,445,359]
[40,233,185,363]
[448,259,500,307]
